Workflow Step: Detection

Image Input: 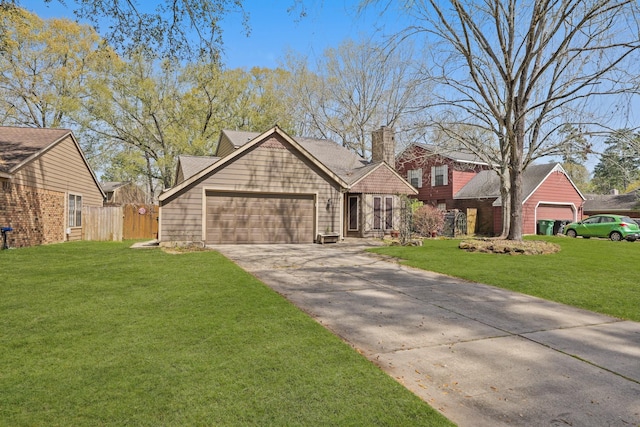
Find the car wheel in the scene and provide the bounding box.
[610,231,623,241]
[566,229,577,238]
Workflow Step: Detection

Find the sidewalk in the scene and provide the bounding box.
[213,243,640,426]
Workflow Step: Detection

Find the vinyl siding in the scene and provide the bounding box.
[160,134,342,243]
[11,135,103,207]
[10,135,103,242]
[522,170,583,235]
[216,133,237,158]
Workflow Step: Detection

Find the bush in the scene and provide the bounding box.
[413,205,445,236]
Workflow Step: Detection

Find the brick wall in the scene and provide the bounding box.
[0,182,65,248]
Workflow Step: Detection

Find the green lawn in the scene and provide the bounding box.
[370,236,640,322]
[0,241,452,426]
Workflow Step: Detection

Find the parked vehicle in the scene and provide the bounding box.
[564,214,640,241]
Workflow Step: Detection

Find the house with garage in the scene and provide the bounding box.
[453,163,585,235]
[583,189,640,218]
[396,143,493,211]
[0,126,105,248]
[158,125,417,245]
[396,144,585,235]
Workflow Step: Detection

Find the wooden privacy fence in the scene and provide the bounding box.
[83,204,158,241]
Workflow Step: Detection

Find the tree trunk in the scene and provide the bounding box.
[507,127,525,241]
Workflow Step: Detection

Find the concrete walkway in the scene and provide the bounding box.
[212,242,640,426]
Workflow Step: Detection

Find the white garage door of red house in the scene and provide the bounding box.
[536,204,575,221]
[205,192,315,244]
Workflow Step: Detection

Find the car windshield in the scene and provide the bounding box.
[621,216,636,224]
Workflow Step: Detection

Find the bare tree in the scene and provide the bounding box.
[364,0,640,240]
[283,38,426,158]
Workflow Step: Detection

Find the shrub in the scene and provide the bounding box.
[413,205,445,236]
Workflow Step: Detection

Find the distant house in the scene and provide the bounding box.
[159,126,417,245]
[102,181,149,205]
[583,190,640,218]
[396,144,585,235]
[396,143,492,211]
[0,127,105,247]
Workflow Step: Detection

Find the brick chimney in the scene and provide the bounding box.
[371,126,395,165]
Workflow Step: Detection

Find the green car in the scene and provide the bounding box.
[564,214,640,241]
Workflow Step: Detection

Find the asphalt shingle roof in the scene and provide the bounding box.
[583,190,640,211]
[454,163,560,205]
[177,155,220,181]
[0,126,71,173]
[222,131,369,184]
[412,142,489,164]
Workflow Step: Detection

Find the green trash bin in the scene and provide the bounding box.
[537,219,554,235]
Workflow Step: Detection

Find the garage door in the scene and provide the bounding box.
[205,192,315,244]
[536,204,575,221]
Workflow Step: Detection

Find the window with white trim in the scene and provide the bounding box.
[407,168,422,188]
[68,194,82,227]
[431,165,448,186]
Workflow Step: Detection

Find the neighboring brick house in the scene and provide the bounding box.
[0,127,105,248]
[396,144,585,235]
[159,126,417,245]
[396,143,492,211]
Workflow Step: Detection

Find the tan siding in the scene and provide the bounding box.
[160,134,341,244]
[206,193,314,244]
[12,135,103,207]
[216,134,237,158]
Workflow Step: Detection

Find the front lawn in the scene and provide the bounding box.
[0,241,452,426]
[370,236,639,322]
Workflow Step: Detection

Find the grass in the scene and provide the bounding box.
[0,241,452,426]
[370,236,640,322]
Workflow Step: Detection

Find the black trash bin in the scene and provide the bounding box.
[553,220,572,235]
[1,226,12,250]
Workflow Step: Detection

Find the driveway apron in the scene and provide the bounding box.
[212,242,640,427]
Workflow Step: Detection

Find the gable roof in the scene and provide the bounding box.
[0,126,72,175]
[454,163,584,206]
[160,126,352,202]
[402,142,490,165]
[175,155,220,183]
[220,130,370,184]
[0,126,105,197]
[101,181,129,192]
[161,126,416,202]
[583,190,640,212]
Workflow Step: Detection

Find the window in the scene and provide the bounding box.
[431,165,448,186]
[437,201,447,211]
[407,169,422,188]
[373,197,382,230]
[68,194,82,227]
[348,196,359,231]
[385,197,393,229]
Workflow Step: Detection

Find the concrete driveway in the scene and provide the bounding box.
[212,241,640,426]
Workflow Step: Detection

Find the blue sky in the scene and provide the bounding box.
[25,0,406,69]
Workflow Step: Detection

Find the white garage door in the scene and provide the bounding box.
[205,192,315,244]
[536,204,575,221]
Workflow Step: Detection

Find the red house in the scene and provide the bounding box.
[397,144,585,235]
